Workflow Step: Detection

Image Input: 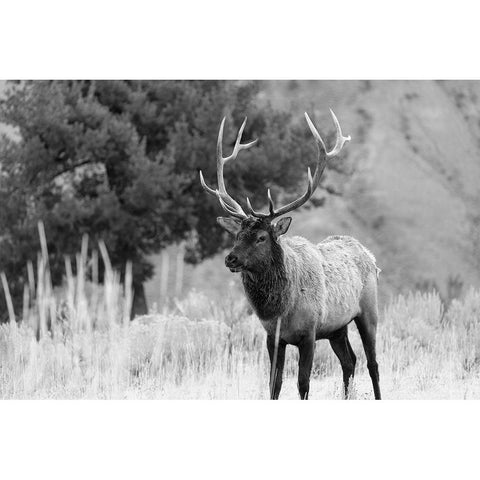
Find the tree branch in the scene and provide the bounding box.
[47,159,94,184]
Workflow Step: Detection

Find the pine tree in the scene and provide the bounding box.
[0,80,344,319]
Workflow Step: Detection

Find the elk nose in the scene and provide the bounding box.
[225,253,238,267]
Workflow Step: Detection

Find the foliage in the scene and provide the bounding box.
[0,80,334,318]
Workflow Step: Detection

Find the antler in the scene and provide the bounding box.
[245,109,350,220]
[199,117,257,219]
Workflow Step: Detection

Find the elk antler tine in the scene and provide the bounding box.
[225,117,246,162]
[217,191,245,218]
[304,112,327,153]
[199,170,217,196]
[217,117,226,161]
[218,190,242,210]
[329,109,349,140]
[236,117,248,147]
[238,138,258,151]
[227,117,258,160]
[328,109,351,157]
[220,200,236,216]
[246,196,268,218]
[301,171,313,199]
[246,197,254,215]
[267,189,275,216]
[222,203,238,217]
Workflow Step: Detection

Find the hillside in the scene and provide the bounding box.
[146,81,480,310]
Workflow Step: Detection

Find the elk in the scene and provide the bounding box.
[199,110,381,400]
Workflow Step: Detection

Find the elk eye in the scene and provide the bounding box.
[257,235,267,244]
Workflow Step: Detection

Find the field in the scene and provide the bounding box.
[3,80,480,400]
[2,240,480,400]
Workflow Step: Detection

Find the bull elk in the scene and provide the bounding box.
[199,110,381,400]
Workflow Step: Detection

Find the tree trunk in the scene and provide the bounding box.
[132,282,148,318]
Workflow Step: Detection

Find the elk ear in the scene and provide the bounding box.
[273,217,292,238]
[217,217,242,236]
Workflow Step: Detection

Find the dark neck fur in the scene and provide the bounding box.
[241,240,289,320]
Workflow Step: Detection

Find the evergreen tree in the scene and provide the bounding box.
[0,80,345,319]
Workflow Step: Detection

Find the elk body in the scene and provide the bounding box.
[199,110,381,400]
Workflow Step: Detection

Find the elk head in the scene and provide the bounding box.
[199,110,350,273]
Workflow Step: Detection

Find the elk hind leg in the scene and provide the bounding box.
[329,326,356,399]
[355,308,381,400]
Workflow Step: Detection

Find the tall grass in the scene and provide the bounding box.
[1,225,480,399]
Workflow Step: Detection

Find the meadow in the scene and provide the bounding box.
[3,80,480,400]
[1,232,480,400]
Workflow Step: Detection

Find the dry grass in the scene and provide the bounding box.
[2,226,480,399]
[2,283,480,399]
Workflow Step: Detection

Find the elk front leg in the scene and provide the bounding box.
[297,336,315,400]
[329,326,356,399]
[267,335,286,400]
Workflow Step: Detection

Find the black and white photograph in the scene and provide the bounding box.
[1,2,480,479]
[2,79,480,401]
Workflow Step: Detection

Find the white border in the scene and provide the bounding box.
[1,1,480,478]
[1,0,480,79]
[0,401,479,479]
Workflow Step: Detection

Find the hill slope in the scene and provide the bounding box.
[146,81,480,309]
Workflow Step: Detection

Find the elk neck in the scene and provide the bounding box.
[241,239,289,321]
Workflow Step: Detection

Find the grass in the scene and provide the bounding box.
[1,225,480,399]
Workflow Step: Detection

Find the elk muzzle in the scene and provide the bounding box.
[225,252,243,273]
